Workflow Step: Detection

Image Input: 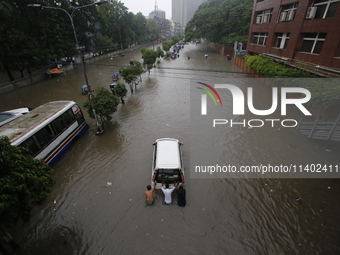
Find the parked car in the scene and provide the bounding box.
[152,138,185,189]
[0,107,30,127]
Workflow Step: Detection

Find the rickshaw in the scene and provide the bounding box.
[110,83,117,94]
[112,71,119,81]
[81,85,89,95]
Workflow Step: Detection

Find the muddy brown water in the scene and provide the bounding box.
[1,42,340,255]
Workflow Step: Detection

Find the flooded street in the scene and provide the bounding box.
[1,42,340,255]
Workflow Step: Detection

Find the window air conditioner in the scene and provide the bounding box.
[306,7,317,19]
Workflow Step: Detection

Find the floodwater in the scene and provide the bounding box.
[1,42,340,255]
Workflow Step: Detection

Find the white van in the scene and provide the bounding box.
[152,138,185,189]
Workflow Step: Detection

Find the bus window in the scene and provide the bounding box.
[34,127,52,149]
[62,109,75,126]
[74,109,85,124]
[21,137,40,156]
[46,124,57,139]
[51,117,65,135]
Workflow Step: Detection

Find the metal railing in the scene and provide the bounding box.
[297,114,340,141]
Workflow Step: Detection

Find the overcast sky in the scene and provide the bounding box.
[119,0,172,19]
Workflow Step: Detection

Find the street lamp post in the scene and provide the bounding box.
[28,0,108,135]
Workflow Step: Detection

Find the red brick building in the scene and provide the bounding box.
[246,0,340,69]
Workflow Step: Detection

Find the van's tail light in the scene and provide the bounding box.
[152,170,158,181]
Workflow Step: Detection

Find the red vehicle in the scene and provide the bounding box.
[110,83,117,94]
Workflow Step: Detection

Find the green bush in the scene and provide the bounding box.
[244,55,340,110]
[245,55,311,78]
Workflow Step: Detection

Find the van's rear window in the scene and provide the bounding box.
[156,169,182,182]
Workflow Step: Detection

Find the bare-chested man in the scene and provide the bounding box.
[145,181,157,206]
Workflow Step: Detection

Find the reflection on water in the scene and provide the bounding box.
[1,42,339,255]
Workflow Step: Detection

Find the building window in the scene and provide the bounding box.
[279,2,299,22]
[299,33,326,54]
[274,33,290,49]
[252,32,268,46]
[306,0,339,19]
[255,9,273,24]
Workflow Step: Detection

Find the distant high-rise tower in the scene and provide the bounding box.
[187,0,206,24]
[172,0,207,27]
[172,0,186,26]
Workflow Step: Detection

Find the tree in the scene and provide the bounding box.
[83,87,120,129]
[132,13,148,44]
[171,36,182,45]
[141,48,158,74]
[146,19,160,44]
[0,0,80,81]
[114,83,128,104]
[95,33,117,53]
[0,0,162,82]
[156,46,165,59]
[0,136,55,229]
[185,0,253,45]
[162,41,173,57]
[162,41,172,52]
[120,65,144,93]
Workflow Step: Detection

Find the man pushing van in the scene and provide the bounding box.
[145,181,157,206]
[161,181,175,205]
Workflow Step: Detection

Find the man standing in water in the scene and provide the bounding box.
[175,182,186,207]
[145,181,157,206]
[161,182,175,205]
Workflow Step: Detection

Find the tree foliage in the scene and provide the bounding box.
[162,41,173,53]
[0,0,159,81]
[0,136,55,228]
[171,36,182,45]
[141,48,158,73]
[156,47,165,59]
[83,86,120,123]
[114,82,128,104]
[120,65,144,93]
[185,0,253,45]
[245,55,312,78]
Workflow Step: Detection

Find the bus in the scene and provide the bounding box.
[0,101,89,166]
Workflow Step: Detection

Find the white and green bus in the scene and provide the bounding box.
[0,101,88,166]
